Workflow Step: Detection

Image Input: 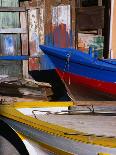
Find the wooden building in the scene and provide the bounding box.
[0,0,115,79]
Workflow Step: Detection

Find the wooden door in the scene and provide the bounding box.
[0,0,22,77]
[76,0,104,58]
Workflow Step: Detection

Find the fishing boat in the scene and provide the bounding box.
[1,101,116,155]
[39,45,116,101]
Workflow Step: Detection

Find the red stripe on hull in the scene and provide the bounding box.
[56,69,116,101]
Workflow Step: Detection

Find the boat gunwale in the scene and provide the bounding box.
[0,103,116,149]
[40,45,116,73]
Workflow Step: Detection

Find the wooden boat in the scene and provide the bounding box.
[39,45,116,101]
[1,101,116,155]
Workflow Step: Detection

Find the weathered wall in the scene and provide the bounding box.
[20,0,76,50]
[0,0,22,77]
[21,0,74,71]
[20,0,44,71]
[78,33,104,58]
[45,0,75,48]
[45,5,71,48]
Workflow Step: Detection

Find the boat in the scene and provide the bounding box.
[39,45,116,101]
[1,101,116,155]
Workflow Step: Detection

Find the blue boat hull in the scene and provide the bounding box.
[40,45,116,101]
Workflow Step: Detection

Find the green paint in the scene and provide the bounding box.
[0,0,22,77]
[0,0,19,28]
[90,36,104,58]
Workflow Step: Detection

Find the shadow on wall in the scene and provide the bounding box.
[29,69,70,101]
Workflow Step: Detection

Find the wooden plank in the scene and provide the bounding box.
[28,9,40,71]
[0,7,25,12]
[98,0,102,35]
[0,60,22,77]
[26,7,39,10]
[0,0,22,78]
[23,60,29,79]
[20,12,28,55]
[77,6,104,30]
[20,11,29,78]
[28,9,39,56]
[98,0,102,6]
[0,6,40,12]
[77,0,82,7]
[0,28,27,34]
[103,0,111,58]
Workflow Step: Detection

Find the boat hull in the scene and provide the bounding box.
[39,45,116,101]
[56,69,116,101]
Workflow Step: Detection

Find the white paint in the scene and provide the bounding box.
[28,8,44,56]
[17,107,68,116]
[39,8,44,45]
[52,5,71,33]
[109,0,114,58]
[22,138,52,155]
[29,9,39,40]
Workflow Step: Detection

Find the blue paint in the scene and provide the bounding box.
[40,54,55,70]
[32,33,40,53]
[39,45,116,83]
[0,56,28,60]
[54,26,60,47]
[45,29,73,48]
[94,49,99,59]
[43,28,75,71]
[69,30,73,47]
[88,47,93,57]
[45,33,54,46]
[4,36,14,55]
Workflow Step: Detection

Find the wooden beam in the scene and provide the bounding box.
[20,11,29,78]
[98,0,102,6]
[20,12,28,55]
[98,0,103,35]
[0,28,27,34]
[23,60,29,79]
[26,7,40,10]
[0,7,40,12]
[0,7,26,12]
[77,0,82,7]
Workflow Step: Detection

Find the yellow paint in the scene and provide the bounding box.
[26,134,72,155]
[98,153,111,155]
[16,132,26,141]
[17,132,72,155]
[0,104,116,149]
[14,101,73,108]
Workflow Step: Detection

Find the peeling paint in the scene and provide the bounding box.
[29,8,44,57]
[42,5,72,70]
[0,0,21,77]
[28,7,44,71]
[4,36,14,55]
[29,58,39,71]
[45,5,72,48]
[78,33,104,58]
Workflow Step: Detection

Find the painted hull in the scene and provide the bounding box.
[1,102,116,155]
[39,45,116,101]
